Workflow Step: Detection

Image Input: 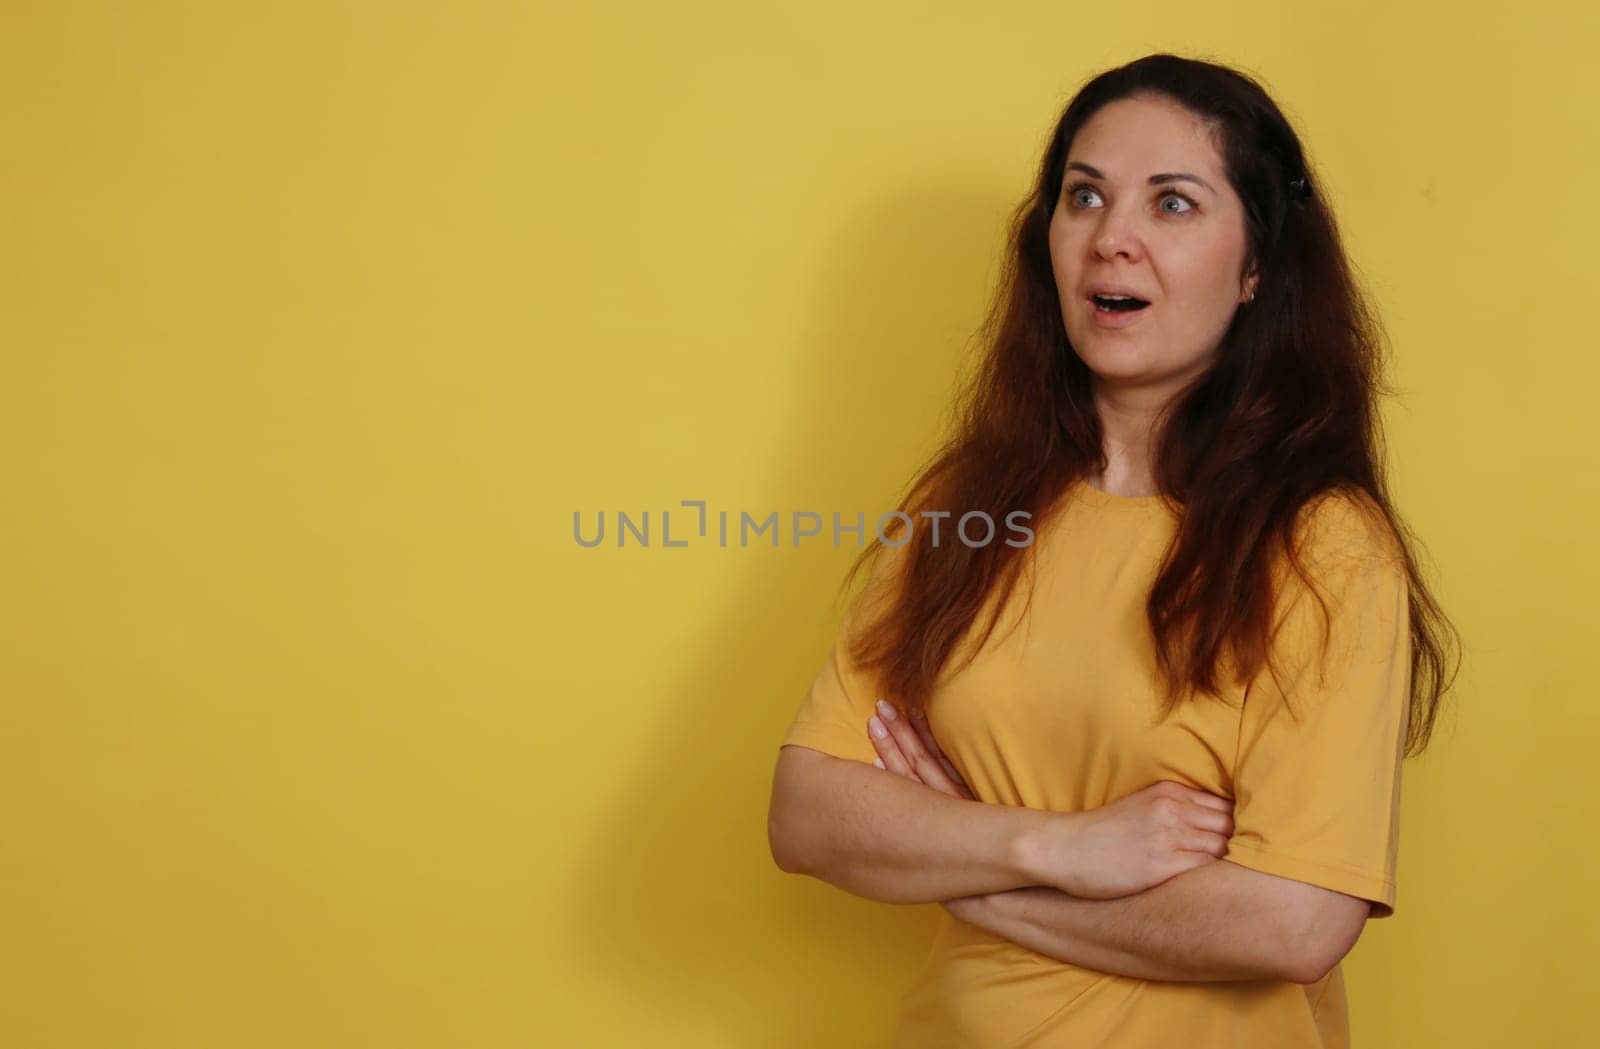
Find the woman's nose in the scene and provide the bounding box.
[1093,210,1141,260]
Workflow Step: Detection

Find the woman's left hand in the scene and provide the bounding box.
[867,698,975,800]
[868,699,991,923]
[870,703,992,927]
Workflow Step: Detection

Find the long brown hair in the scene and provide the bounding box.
[839,53,1459,757]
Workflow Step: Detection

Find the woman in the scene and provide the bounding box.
[767,53,1459,1047]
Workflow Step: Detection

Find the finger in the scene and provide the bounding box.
[1184,804,1235,837]
[1185,830,1229,858]
[878,700,970,799]
[908,712,975,800]
[869,714,915,778]
[1186,790,1235,814]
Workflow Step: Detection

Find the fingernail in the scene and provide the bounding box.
[869,715,887,739]
[876,699,897,721]
[873,758,885,769]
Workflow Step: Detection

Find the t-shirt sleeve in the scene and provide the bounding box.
[1223,551,1413,918]
[778,544,909,765]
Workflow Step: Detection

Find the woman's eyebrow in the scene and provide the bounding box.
[1065,161,1216,195]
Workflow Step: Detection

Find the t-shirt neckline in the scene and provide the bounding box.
[1072,476,1172,513]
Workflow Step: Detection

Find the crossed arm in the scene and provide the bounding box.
[944,855,1365,984]
[842,704,1370,985]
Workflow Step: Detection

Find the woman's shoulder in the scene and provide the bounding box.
[1289,487,1404,568]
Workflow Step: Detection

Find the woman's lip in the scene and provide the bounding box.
[1088,300,1151,329]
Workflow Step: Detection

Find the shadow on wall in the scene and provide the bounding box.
[567,180,1018,1044]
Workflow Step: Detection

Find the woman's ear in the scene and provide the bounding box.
[1241,263,1260,304]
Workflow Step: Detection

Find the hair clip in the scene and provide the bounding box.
[1289,176,1310,201]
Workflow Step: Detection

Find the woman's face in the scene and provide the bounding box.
[1049,93,1258,396]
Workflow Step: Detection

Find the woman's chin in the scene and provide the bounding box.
[1070,340,1151,374]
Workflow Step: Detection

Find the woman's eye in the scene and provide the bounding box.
[1070,184,1101,207]
[1065,182,1195,215]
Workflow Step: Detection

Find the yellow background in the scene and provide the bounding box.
[3,2,1595,1046]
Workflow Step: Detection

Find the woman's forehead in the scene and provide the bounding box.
[1069,97,1227,180]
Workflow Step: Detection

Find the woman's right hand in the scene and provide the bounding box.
[1021,781,1235,900]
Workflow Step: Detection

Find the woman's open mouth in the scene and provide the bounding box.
[1088,293,1150,328]
[1091,293,1149,313]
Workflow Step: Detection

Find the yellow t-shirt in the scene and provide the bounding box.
[779,478,1412,1048]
